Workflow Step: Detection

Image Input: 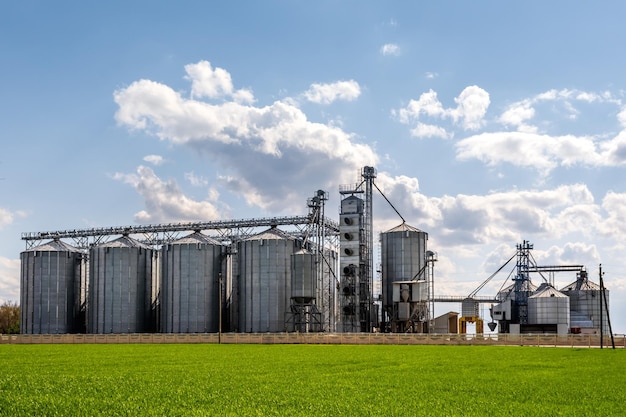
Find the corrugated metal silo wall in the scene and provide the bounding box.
[528,295,570,326]
[564,289,610,334]
[88,246,154,334]
[381,230,427,313]
[20,250,81,334]
[291,252,316,301]
[237,238,296,333]
[160,242,223,333]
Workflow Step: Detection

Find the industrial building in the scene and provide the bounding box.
[19,167,612,336]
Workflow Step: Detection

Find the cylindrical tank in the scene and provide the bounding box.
[160,232,223,333]
[20,239,83,334]
[528,284,570,327]
[291,249,316,303]
[561,275,609,334]
[237,227,299,332]
[88,235,154,334]
[381,223,428,312]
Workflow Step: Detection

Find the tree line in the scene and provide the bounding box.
[0,301,19,334]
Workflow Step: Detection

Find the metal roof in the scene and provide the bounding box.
[530,283,568,298]
[384,222,425,233]
[561,278,601,291]
[23,238,80,253]
[245,227,296,241]
[96,235,150,249]
[170,231,221,245]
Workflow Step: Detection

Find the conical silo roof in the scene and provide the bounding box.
[97,235,150,249]
[245,227,296,241]
[560,278,601,291]
[384,222,425,233]
[530,283,567,298]
[170,231,221,245]
[23,238,81,253]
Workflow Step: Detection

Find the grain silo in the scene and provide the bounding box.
[236,227,299,333]
[20,239,83,334]
[380,223,428,330]
[160,232,224,333]
[88,235,155,334]
[528,283,570,334]
[561,271,608,334]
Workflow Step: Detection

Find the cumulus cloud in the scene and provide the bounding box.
[114,61,378,213]
[410,122,450,139]
[456,130,626,175]
[143,154,165,166]
[456,132,600,174]
[184,60,254,104]
[303,80,361,104]
[394,86,490,138]
[0,257,20,304]
[0,208,14,229]
[380,43,400,56]
[0,207,26,230]
[184,172,209,187]
[373,172,598,246]
[113,166,224,223]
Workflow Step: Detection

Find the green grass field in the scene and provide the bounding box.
[0,344,624,416]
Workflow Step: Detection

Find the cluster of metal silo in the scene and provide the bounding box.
[20,239,83,334]
[88,235,156,334]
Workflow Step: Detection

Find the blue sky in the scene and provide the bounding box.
[1,1,625,333]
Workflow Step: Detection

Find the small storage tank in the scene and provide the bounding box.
[88,235,155,334]
[237,227,299,332]
[20,239,83,334]
[381,223,428,314]
[561,273,608,334]
[528,283,570,331]
[160,232,223,333]
[291,249,316,303]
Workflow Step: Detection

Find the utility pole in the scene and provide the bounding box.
[599,264,603,349]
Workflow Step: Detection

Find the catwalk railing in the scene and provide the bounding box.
[2,333,625,347]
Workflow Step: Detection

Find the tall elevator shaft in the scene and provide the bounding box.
[338,167,376,332]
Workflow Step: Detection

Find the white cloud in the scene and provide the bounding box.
[450,86,490,130]
[456,129,626,174]
[456,131,600,174]
[0,207,14,229]
[498,100,537,133]
[114,61,378,213]
[304,80,361,104]
[410,122,450,139]
[113,166,224,223]
[0,207,25,230]
[143,154,165,166]
[425,72,439,79]
[0,257,20,304]
[380,43,400,56]
[184,60,254,104]
[617,106,626,128]
[184,172,209,187]
[373,172,599,246]
[394,86,490,137]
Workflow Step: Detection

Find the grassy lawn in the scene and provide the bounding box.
[0,344,624,416]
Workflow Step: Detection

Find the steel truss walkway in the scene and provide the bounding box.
[21,215,340,250]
